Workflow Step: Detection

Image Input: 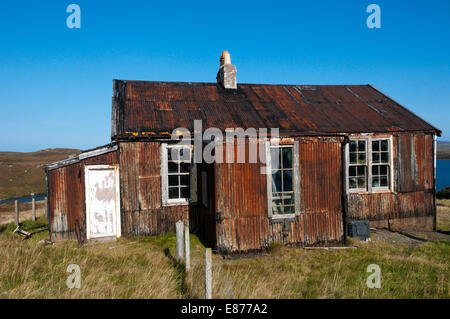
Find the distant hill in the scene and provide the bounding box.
[437,141,450,160]
[0,148,81,200]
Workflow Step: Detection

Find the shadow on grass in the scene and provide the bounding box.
[163,247,190,298]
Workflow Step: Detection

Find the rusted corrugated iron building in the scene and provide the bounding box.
[46,52,441,253]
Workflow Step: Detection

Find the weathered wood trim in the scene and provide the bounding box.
[79,145,118,160]
[293,141,300,216]
[161,143,169,206]
[344,142,349,195]
[46,144,118,171]
[265,141,272,218]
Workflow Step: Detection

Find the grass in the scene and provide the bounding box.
[0,148,81,200]
[0,215,449,299]
[437,199,450,232]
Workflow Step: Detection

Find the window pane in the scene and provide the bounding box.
[168,162,178,173]
[282,147,293,169]
[168,187,179,199]
[283,170,293,191]
[358,141,366,152]
[380,165,388,175]
[179,148,191,162]
[272,205,283,215]
[372,177,380,188]
[381,140,388,151]
[270,148,281,169]
[168,148,178,161]
[271,170,282,192]
[357,177,366,189]
[372,141,379,152]
[180,162,190,173]
[272,193,282,206]
[380,176,388,187]
[168,175,179,187]
[283,206,295,215]
[372,165,379,175]
[381,152,388,163]
[283,193,294,205]
[372,152,380,163]
[349,177,357,189]
[180,174,190,186]
[350,153,357,164]
[180,186,190,199]
[350,141,357,152]
[357,166,366,177]
[358,153,366,164]
[349,166,356,177]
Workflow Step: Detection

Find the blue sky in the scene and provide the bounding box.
[0,0,449,151]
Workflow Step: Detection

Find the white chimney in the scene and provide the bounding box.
[216,51,237,89]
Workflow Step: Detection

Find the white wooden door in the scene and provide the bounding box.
[85,165,121,239]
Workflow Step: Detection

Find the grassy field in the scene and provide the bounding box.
[0,202,449,299]
[0,148,81,200]
[437,199,450,232]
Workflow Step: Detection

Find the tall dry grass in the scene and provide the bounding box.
[0,222,182,298]
[0,215,449,299]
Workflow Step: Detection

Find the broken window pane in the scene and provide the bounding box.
[282,147,293,169]
[270,145,296,216]
[270,148,281,169]
[271,170,282,193]
[283,170,293,191]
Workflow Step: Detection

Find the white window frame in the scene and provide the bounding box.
[265,140,301,219]
[346,135,394,194]
[161,143,197,206]
[347,138,369,193]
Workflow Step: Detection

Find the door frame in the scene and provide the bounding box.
[84,164,121,240]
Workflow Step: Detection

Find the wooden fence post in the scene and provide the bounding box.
[14,200,19,226]
[44,196,48,218]
[32,196,36,221]
[185,223,190,271]
[176,220,184,261]
[205,248,212,299]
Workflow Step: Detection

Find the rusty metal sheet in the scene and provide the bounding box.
[47,151,119,241]
[118,141,191,237]
[111,80,441,139]
[213,137,344,253]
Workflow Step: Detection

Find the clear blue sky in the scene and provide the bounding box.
[0,0,449,151]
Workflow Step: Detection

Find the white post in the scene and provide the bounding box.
[205,248,212,299]
[176,220,184,261]
[185,223,190,271]
[32,196,36,221]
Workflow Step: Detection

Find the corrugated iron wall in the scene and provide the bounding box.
[347,132,435,231]
[48,151,119,241]
[119,141,192,236]
[214,137,344,253]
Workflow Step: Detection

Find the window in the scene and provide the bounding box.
[347,137,391,192]
[349,140,367,190]
[266,142,300,218]
[371,140,390,188]
[161,144,195,205]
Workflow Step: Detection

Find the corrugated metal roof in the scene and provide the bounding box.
[112,80,441,139]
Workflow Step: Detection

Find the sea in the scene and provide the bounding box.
[437,160,450,192]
